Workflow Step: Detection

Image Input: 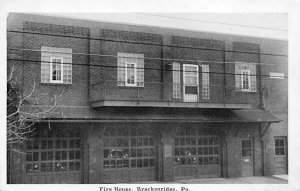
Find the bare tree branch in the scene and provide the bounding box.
[7,67,60,146]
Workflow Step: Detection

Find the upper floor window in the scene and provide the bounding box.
[172,62,181,98]
[235,62,256,92]
[41,47,72,84]
[201,64,210,99]
[50,57,63,83]
[117,53,144,87]
[125,62,136,86]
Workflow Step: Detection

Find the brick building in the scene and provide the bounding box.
[7,13,288,184]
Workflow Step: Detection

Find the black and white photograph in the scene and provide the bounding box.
[1,1,300,191]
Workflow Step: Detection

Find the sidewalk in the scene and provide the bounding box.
[136,176,288,184]
[272,174,288,181]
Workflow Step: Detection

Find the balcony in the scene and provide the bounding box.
[90,81,252,109]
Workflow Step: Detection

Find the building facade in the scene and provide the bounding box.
[7,13,288,184]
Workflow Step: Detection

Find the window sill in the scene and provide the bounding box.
[41,82,72,86]
[117,85,144,89]
[235,90,257,93]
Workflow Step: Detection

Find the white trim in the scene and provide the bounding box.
[201,64,210,100]
[183,64,199,102]
[50,57,63,83]
[172,62,181,98]
[241,69,250,91]
[269,72,285,79]
[125,62,137,87]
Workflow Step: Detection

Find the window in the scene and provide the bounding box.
[235,62,256,92]
[201,64,210,99]
[241,69,250,91]
[103,127,155,169]
[117,53,144,87]
[125,63,136,86]
[173,62,181,98]
[41,47,72,84]
[275,138,285,155]
[241,139,252,157]
[174,127,220,166]
[25,127,81,174]
[50,58,63,83]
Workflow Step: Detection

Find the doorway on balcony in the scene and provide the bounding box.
[183,64,199,102]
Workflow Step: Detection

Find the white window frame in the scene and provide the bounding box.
[241,69,250,91]
[183,64,199,85]
[201,64,210,100]
[173,62,181,98]
[183,64,199,102]
[50,57,63,83]
[125,62,137,87]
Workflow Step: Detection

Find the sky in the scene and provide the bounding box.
[47,13,288,40]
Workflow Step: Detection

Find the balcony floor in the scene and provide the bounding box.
[90,100,251,109]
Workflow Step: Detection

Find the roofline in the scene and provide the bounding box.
[7,12,288,43]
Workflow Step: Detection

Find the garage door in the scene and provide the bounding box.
[174,126,221,179]
[24,126,82,184]
[102,126,156,183]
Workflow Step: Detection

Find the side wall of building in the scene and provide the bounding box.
[261,40,288,175]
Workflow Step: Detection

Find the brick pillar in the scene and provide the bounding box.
[10,143,24,183]
[162,35,173,102]
[87,125,102,183]
[161,129,174,182]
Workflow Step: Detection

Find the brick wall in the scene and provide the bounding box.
[12,22,90,107]
[226,123,263,177]
[260,40,288,175]
[8,15,267,109]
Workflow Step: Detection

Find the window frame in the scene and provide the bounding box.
[172,62,181,99]
[275,138,286,156]
[241,69,251,92]
[125,62,137,87]
[49,57,64,84]
[235,62,257,93]
[201,64,210,100]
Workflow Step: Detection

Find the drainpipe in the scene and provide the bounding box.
[258,49,264,110]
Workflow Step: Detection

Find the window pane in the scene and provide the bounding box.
[150,159,154,167]
[41,152,47,161]
[198,147,203,155]
[242,140,251,149]
[137,159,143,168]
[275,148,285,155]
[198,157,203,165]
[26,164,32,173]
[131,160,136,168]
[75,162,80,170]
[47,163,53,172]
[69,162,75,171]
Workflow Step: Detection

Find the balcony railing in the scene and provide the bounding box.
[90,81,252,108]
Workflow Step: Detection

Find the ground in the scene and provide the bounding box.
[136,176,288,184]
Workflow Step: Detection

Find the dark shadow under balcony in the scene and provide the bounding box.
[90,81,252,109]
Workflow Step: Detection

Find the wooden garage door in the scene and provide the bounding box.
[102,126,156,183]
[24,126,82,184]
[174,126,221,179]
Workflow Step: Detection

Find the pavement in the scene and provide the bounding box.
[136,176,288,184]
[272,174,288,181]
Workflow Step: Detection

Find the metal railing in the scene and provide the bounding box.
[91,80,253,105]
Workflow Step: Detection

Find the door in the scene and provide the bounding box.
[102,126,156,183]
[274,137,288,174]
[183,64,199,102]
[24,126,82,184]
[174,126,221,179]
[241,138,253,177]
